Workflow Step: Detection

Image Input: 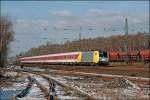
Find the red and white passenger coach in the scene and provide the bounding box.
[19,52,81,64]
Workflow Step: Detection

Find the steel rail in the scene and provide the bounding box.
[49,69,150,85]
[41,74,96,100]
[23,71,96,100]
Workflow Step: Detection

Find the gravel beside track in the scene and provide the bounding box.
[47,71,149,100]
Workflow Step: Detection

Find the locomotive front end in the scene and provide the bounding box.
[99,51,109,66]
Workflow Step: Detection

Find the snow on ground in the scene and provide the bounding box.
[55,84,83,100]
[0,75,28,100]
[30,74,49,90]
[48,73,149,100]
[1,72,47,100]
[1,68,149,100]
[17,83,46,100]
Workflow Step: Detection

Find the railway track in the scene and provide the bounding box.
[25,64,149,77]
[30,72,96,100]
[44,69,149,100]
[9,69,96,100]
[2,67,149,85]
[49,69,150,85]
[1,67,149,100]
[11,73,48,100]
[41,74,96,100]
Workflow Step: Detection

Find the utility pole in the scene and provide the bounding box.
[125,17,129,63]
[78,26,82,51]
[79,26,82,40]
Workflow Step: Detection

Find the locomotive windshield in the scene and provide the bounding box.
[99,51,108,58]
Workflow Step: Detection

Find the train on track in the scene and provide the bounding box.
[17,50,149,67]
[17,51,109,66]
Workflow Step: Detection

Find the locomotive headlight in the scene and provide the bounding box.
[101,58,106,61]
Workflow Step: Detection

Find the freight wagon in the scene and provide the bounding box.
[109,50,150,63]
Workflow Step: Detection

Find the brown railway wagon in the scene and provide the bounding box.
[109,52,119,61]
[140,50,150,62]
[129,51,140,62]
[109,50,150,62]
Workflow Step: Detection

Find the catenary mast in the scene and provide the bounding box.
[125,17,129,63]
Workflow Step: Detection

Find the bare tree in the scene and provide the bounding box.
[21,32,149,57]
[0,16,14,68]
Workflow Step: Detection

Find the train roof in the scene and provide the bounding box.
[19,51,81,60]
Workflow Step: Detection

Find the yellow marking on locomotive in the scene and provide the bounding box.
[77,52,82,62]
[93,51,100,64]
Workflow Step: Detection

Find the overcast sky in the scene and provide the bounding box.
[1,1,149,57]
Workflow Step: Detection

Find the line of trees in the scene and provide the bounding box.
[0,16,14,68]
[18,32,149,57]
